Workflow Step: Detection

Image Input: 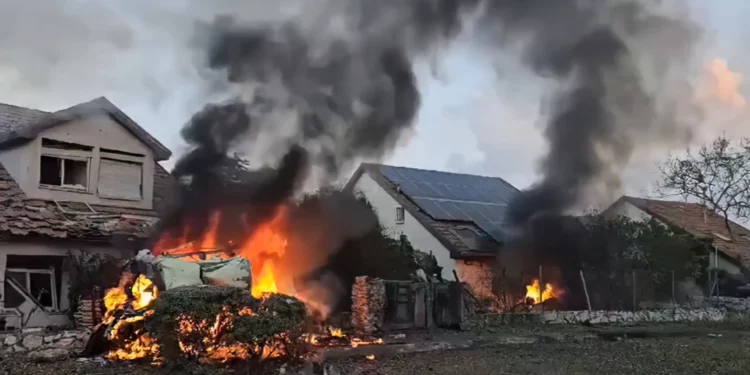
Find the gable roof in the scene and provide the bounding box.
[345,163,520,259]
[615,196,750,267]
[0,97,171,161]
[0,161,177,243]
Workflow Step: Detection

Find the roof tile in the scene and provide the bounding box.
[623,196,750,268]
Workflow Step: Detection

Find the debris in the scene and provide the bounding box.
[22,335,43,350]
[27,348,70,363]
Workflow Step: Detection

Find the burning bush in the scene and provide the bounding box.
[146,286,306,364]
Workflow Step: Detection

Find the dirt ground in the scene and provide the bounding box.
[332,335,750,375]
[2,323,749,375]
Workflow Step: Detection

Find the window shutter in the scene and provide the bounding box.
[98,159,143,200]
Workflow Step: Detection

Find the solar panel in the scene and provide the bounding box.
[475,220,506,243]
[379,165,519,243]
[412,198,453,220]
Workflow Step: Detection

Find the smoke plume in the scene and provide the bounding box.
[473,0,702,223]
[169,0,701,229]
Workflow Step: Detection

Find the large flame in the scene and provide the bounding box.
[153,206,295,299]
[524,279,558,305]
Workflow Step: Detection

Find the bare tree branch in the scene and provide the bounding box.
[656,136,750,236]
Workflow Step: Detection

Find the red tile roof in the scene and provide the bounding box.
[621,196,750,267]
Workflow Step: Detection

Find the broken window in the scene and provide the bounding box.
[39,155,90,190]
[4,255,63,311]
[3,273,26,308]
[98,158,143,200]
[4,269,57,310]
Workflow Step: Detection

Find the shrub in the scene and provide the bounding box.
[146,286,305,364]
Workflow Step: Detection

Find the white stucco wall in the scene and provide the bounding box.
[0,242,128,323]
[605,200,741,275]
[352,173,458,281]
[0,114,155,209]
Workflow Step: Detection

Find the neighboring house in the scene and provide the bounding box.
[345,163,519,296]
[604,196,750,275]
[0,97,175,329]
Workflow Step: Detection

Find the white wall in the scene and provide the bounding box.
[353,173,458,281]
[0,114,155,209]
[0,242,127,317]
[605,200,741,275]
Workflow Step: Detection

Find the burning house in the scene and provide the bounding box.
[0,97,175,329]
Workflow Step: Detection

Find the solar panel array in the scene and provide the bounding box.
[379,166,519,243]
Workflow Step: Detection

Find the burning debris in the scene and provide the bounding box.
[524,279,560,306]
[83,249,387,368]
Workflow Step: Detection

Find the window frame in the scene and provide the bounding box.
[395,206,405,224]
[38,153,92,193]
[5,267,59,311]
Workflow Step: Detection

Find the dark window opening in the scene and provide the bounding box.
[39,155,88,189]
[29,273,54,308]
[3,280,24,308]
[63,159,88,187]
[42,138,93,151]
[40,156,62,185]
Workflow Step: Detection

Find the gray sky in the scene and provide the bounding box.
[0,0,748,210]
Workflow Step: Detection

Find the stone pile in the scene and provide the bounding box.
[1,328,91,362]
[351,276,386,334]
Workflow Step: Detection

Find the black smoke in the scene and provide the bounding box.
[152,0,700,310]
[474,0,700,223]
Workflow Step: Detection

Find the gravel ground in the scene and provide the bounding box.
[333,335,750,375]
[2,326,749,375]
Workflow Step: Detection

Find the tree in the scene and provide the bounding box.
[657,136,750,236]
[581,214,710,309]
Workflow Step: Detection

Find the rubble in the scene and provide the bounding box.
[1,329,90,361]
[351,276,386,334]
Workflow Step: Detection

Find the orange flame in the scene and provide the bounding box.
[524,279,557,304]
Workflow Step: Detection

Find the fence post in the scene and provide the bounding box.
[632,270,637,311]
[671,269,675,305]
[580,270,592,312]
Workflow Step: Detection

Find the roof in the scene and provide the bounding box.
[345,163,521,259]
[0,161,176,243]
[615,196,750,267]
[0,97,171,161]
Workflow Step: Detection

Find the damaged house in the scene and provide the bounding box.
[345,163,519,297]
[0,97,174,329]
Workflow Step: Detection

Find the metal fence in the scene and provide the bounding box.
[466,263,735,313]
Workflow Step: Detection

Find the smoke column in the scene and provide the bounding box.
[171,0,700,228]
[153,0,702,312]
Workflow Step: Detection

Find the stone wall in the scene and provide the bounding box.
[541,308,726,324]
[698,297,750,313]
[1,328,90,362]
[470,307,729,327]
